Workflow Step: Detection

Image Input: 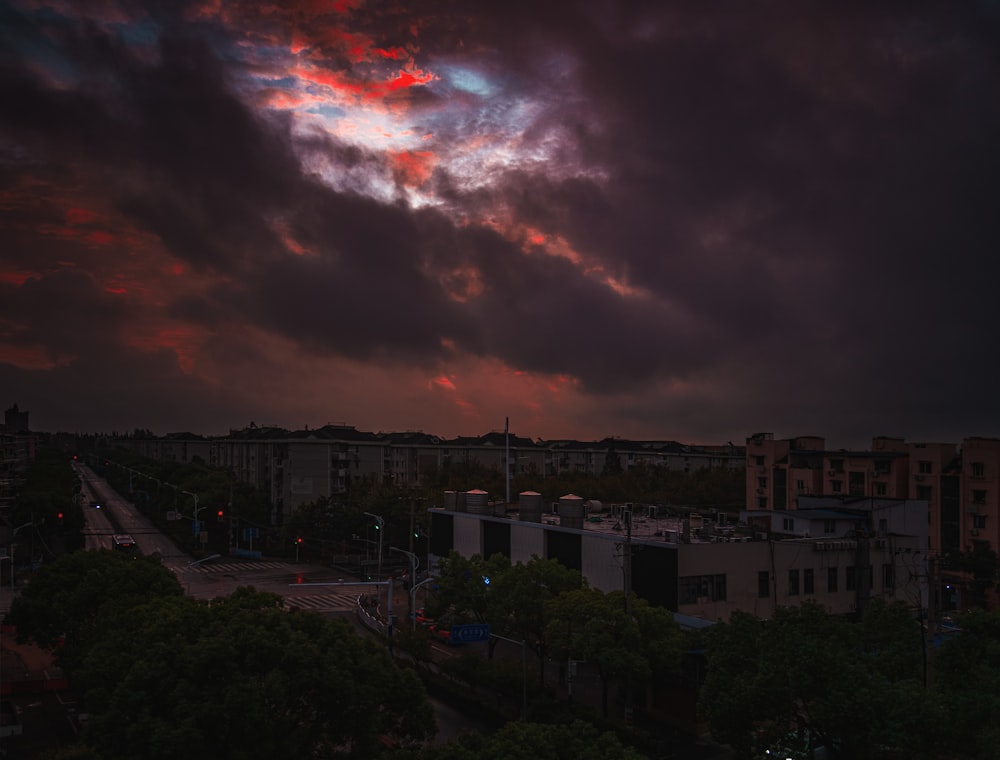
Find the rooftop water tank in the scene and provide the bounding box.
[466,489,490,515]
[519,491,543,523]
[559,493,585,530]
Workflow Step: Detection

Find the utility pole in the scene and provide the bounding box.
[505,417,510,506]
[623,506,634,726]
[624,506,633,616]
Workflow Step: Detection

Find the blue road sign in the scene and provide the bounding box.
[450,624,491,643]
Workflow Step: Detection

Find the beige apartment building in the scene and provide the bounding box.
[746,433,1000,610]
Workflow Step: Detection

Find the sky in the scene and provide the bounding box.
[1,0,999,448]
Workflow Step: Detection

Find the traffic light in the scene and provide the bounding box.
[57,512,64,525]
[217,509,225,523]
[296,536,303,544]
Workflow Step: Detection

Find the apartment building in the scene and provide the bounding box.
[0,404,37,509]
[117,425,744,524]
[746,432,999,610]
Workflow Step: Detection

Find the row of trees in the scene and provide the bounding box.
[419,552,687,721]
[699,600,1000,760]
[7,548,651,759]
[6,550,434,758]
[9,448,86,562]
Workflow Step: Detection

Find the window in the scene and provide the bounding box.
[679,574,727,604]
[875,482,887,496]
[874,460,891,475]
[878,518,888,533]
[849,471,866,495]
[758,497,767,509]
[758,476,768,488]
[823,519,836,534]
[831,480,843,493]
[882,563,895,590]
[758,570,770,598]
[804,568,814,595]
[974,514,987,530]
[796,479,806,492]
[755,455,765,466]
[788,569,800,596]
[972,461,985,478]
[918,461,932,474]
[827,567,838,592]
[973,489,987,504]
[783,517,794,531]
[846,566,857,592]
[916,485,932,501]
[830,458,844,473]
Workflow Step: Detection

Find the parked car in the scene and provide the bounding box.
[427,623,452,643]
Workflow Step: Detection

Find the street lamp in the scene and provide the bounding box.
[181,490,203,533]
[363,512,384,579]
[390,547,419,628]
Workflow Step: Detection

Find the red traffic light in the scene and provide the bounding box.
[296,536,303,544]
[216,509,225,523]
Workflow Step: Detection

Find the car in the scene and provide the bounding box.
[415,608,434,626]
[427,623,452,643]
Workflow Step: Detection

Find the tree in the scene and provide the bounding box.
[932,608,1000,759]
[699,601,941,760]
[424,719,645,760]
[545,588,664,718]
[5,549,184,669]
[489,556,584,685]
[12,447,85,553]
[19,573,434,759]
[426,551,512,630]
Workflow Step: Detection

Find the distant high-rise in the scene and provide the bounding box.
[3,403,29,433]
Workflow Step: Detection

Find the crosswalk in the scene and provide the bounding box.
[283,592,358,612]
[184,560,290,574]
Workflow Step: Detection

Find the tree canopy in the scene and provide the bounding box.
[7,552,434,758]
[422,719,645,760]
[698,600,1000,760]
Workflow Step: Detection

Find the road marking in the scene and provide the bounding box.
[187,561,289,574]
[283,593,358,611]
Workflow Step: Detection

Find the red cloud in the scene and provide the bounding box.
[390,150,436,187]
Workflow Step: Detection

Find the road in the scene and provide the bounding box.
[73,463,508,745]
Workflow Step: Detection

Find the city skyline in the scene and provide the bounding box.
[2,1,998,448]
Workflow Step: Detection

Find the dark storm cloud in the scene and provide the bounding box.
[2,0,999,441]
[407,0,1000,430]
[0,269,123,358]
